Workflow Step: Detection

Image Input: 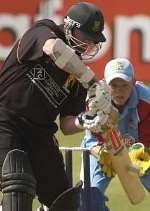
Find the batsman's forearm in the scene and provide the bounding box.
[60,115,83,135]
[43,38,97,88]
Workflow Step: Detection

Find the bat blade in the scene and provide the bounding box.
[105,128,146,204]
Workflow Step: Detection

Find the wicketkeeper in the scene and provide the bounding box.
[80,58,150,211]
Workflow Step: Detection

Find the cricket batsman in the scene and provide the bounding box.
[0,2,116,211]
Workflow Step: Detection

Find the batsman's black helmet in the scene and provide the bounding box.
[64,2,106,43]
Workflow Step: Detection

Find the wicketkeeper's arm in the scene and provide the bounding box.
[90,144,116,177]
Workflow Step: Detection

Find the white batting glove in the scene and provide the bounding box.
[86,80,112,114]
[84,80,115,132]
[75,111,103,132]
[75,107,118,133]
[75,80,118,133]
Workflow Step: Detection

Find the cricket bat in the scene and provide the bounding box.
[102,128,146,204]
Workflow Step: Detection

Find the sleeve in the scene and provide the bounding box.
[16,25,57,63]
[138,111,150,148]
[60,83,87,117]
[81,130,99,150]
[138,99,150,148]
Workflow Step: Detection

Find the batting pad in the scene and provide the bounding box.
[1,149,36,211]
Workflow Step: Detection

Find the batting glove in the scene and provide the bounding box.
[129,143,150,176]
[86,80,118,133]
[75,111,103,132]
[86,80,111,114]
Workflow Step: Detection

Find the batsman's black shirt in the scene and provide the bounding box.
[0,19,87,133]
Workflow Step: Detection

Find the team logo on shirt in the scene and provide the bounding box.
[32,64,46,80]
[27,64,70,108]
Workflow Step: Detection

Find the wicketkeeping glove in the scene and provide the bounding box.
[90,145,116,178]
[129,143,150,176]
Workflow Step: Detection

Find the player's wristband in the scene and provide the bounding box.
[74,114,84,129]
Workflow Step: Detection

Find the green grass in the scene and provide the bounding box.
[33,129,150,210]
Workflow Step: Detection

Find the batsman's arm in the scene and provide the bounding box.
[60,115,83,135]
[43,38,97,88]
[60,112,107,134]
